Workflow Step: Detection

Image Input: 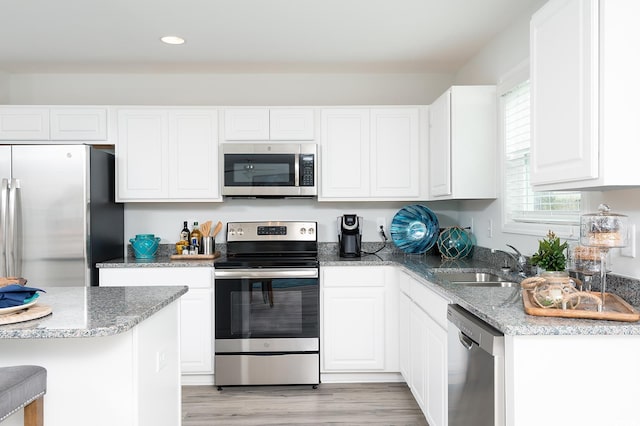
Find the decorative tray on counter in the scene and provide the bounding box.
[170,251,221,260]
[0,304,52,325]
[522,290,640,322]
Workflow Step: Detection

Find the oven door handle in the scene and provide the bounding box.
[214,268,319,279]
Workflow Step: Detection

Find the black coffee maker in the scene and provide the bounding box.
[338,214,362,258]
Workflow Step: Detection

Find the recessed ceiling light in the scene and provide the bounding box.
[161,36,185,45]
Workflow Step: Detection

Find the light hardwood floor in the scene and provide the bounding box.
[182,383,429,425]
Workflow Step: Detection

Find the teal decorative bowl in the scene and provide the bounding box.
[130,234,160,259]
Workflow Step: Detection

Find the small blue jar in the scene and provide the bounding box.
[130,234,161,259]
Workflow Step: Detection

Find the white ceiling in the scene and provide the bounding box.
[0,0,543,73]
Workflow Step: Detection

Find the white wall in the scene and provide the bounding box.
[453,0,640,279]
[6,72,453,105]
[124,200,462,244]
[0,71,9,103]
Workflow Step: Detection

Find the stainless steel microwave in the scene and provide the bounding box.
[221,143,317,198]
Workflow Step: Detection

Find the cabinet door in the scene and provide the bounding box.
[0,107,50,140]
[322,287,385,371]
[319,109,370,198]
[50,107,108,140]
[530,0,599,185]
[409,302,428,413]
[398,289,411,382]
[180,287,213,374]
[429,90,452,197]
[168,109,219,199]
[270,109,314,140]
[370,108,420,198]
[224,109,269,140]
[116,109,169,200]
[98,267,214,375]
[426,318,447,426]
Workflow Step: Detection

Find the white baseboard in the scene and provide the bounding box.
[181,373,214,386]
[320,372,404,383]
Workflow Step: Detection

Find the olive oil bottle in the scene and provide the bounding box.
[190,221,203,254]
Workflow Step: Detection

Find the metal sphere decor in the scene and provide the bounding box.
[436,226,476,260]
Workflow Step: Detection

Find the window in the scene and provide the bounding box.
[501,79,581,236]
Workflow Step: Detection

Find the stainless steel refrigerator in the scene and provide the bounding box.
[0,144,124,287]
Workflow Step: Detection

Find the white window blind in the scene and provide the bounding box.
[503,80,581,227]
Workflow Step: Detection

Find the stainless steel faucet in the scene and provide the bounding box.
[492,244,528,277]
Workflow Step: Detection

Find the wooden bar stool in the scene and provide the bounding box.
[0,366,47,426]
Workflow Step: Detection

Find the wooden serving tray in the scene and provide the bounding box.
[170,251,221,260]
[0,304,52,325]
[522,290,640,322]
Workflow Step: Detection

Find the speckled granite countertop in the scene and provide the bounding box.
[97,244,640,337]
[97,256,217,268]
[0,286,188,339]
[322,251,640,336]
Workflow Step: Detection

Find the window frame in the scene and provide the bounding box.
[498,61,583,239]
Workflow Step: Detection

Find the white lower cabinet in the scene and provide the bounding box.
[321,266,398,375]
[399,270,449,426]
[99,267,214,379]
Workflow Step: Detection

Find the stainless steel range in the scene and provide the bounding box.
[214,221,320,388]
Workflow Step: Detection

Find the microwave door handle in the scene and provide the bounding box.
[294,154,300,187]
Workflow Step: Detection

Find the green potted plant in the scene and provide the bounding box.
[530,230,569,272]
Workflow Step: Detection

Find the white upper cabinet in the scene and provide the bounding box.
[116,108,220,202]
[319,109,370,198]
[370,108,421,198]
[224,109,269,140]
[50,107,107,140]
[0,107,50,140]
[320,107,426,201]
[530,0,640,190]
[428,86,497,200]
[224,108,315,141]
[0,106,108,141]
[270,109,315,140]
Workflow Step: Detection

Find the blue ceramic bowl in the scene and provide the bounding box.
[130,234,160,259]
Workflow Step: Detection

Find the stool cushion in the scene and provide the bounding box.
[0,365,47,422]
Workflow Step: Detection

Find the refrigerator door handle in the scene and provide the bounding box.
[7,178,21,278]
[0,178,8,277]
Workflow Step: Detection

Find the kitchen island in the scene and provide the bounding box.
[0,285,187,426]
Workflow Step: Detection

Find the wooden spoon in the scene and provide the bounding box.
[200,221,212,237]
[212,221,223,239]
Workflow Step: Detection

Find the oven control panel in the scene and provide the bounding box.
[227,221,317,242]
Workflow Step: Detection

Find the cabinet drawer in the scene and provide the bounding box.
[410,279,449,329]
[99,267,212,288]
[322,266,386,287]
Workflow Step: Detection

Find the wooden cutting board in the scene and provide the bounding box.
[0,304,52,325]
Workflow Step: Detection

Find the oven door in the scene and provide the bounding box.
[214,268,319,351]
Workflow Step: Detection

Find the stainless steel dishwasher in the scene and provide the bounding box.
[447,304,505,426]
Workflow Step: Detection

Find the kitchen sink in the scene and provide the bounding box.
[433,271,519,288]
